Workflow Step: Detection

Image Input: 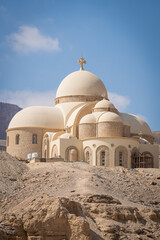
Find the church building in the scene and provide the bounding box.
[6,58,159,168]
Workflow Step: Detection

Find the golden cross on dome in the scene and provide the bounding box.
[78,57,86,70]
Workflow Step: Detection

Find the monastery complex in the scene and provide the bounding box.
[6,58,159,168]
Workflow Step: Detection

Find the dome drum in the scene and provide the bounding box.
[55,95,104,104]
[98,122,123,138]
[123,125,131,137]
[79,123,96,140]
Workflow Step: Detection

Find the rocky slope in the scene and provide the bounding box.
[0,151,160,240]
[0,102,21,139]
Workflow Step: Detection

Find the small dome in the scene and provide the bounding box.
[80,114,96,124]
[59,133,76,139]
[120,113,152,136]
[120,114,130,126]
[94,99,115,109]
[99,112,122,123]
[8,106,64,129]
[56,70,108,99]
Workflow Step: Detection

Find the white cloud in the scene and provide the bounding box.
[8,25,60,53]
[0,90,56,108]
[0,90,131,111]
[108,92,130,111]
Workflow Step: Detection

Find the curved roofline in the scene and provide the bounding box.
[56,70,108,99]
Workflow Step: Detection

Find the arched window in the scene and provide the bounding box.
[86,151,90,163]
[15,134,20,144]
[115,146,128,168]
[131,152,153,168]
[119,152,123,166]
[101,151,105,166]
[32,134,37,144]
[65,146,78,161]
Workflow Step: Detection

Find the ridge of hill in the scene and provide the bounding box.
[0,151,160,240]
[0,102,22,140]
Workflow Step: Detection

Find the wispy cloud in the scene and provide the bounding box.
[0,5,6,11]
[108,92,130,111]
[8,25,60,53]
[0,90,131,111]
[0,90,56,108]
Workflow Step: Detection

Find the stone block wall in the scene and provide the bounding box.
[55,95,103,104]
[79,123,96,139]
[6,128,57,160]
[98,122,123,137]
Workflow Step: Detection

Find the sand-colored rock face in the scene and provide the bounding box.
[0,151,160,240]
[2,196,92,240]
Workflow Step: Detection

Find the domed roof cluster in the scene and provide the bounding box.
[80,99,122,124]
[7,59,153,139]
[79,98,153,138]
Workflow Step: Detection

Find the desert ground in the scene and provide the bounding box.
[0,151,160,240]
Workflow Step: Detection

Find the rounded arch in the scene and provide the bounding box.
[65,146,78,162]
[51,144,58,158]
[15,134,20,145]
[131,147,139,168]
[84,146,92,164]
[115,146,128,168]
[42,134,50,158]
[141,152,153,168]
[131,150,153,168]
[96,145,110,167]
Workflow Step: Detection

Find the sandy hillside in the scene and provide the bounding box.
[0,151,160,240]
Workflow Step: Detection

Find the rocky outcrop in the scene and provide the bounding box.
[1,194,160,240]
[2,195,92,240]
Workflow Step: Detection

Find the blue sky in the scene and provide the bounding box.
[0,0,159,130]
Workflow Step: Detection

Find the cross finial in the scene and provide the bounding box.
[77,57,86,70]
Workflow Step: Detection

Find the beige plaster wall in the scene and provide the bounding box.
[7,128,59,160]
[123,125,131,137]
[98,122,123,137]
[50,138,82,161]
[82,138,139,168]
[79,123,96,140]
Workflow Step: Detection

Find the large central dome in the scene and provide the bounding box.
[55,70,108,103]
